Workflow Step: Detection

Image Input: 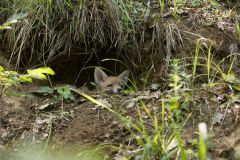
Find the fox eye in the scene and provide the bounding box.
[107,84,113,87]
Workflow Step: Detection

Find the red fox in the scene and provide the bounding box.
[94,67,129,93]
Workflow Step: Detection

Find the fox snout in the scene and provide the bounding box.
[94,67,129,93]
[111,86,122,94]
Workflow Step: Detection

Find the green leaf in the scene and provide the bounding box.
[0,77,17,84]
[38,86,54,94]
[0,26,12,30]
[6,71,18,76]
[223,73,237,83]
[151,83,160,90]
[68,94,75,101]
[57,86,71,99]
[9,13,28,22]
[27,67,55,80]
[19,75,32,83]
[0,72,7,76]
[0,66,4,72]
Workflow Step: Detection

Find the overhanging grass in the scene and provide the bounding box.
[0,0,147,69]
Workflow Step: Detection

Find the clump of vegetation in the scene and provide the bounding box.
[0,0,221,70]
[0,18,55,95]
[0,66,55,95]
[0,0,148,69]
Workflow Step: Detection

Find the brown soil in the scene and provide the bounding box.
[1,82,240,159]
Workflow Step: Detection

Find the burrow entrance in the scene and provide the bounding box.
[51,48,130,86]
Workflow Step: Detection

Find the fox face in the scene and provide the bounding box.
[94,67,129,94]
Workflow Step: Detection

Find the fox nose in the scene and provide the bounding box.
[111,85,122,94]
[112,88,119,94]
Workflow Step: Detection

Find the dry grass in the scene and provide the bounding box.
[0,0,148,69]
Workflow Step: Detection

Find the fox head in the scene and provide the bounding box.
[94,67,129,94]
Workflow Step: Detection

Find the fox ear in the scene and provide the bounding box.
[118,70,129,86]
[94,67,108,84]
